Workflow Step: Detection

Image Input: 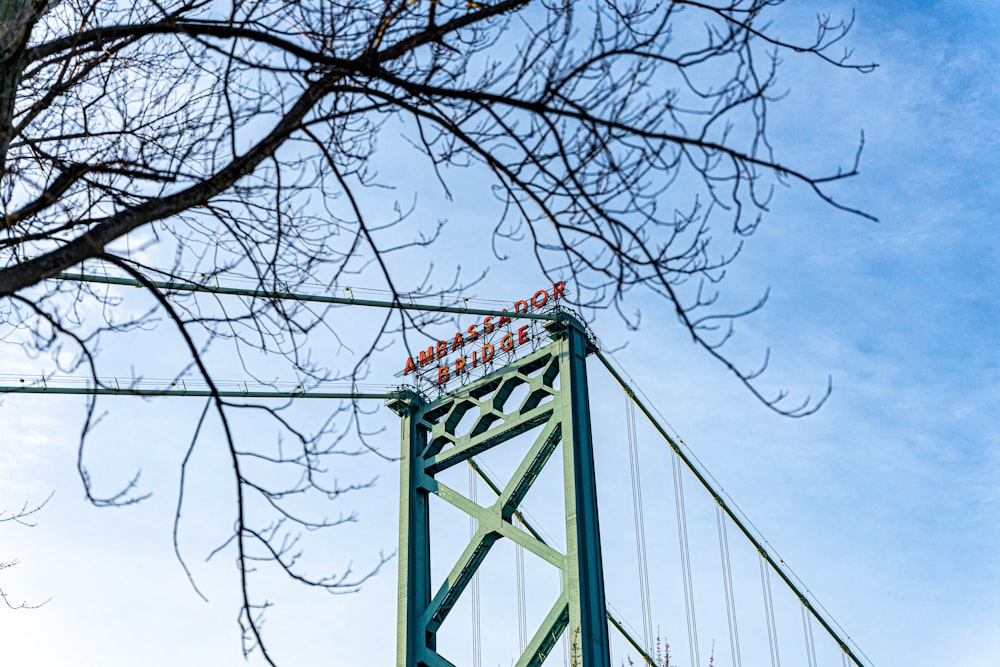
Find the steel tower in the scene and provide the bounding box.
[390,313,611,667]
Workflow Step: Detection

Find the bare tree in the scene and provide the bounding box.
[0,493,52,611]
[0,0,874,662]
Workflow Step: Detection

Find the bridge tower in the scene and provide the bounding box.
[389,313,611,667]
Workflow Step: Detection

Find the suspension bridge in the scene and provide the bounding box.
[1,273,874,667]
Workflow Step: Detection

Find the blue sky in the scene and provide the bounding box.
[1,1,998,665]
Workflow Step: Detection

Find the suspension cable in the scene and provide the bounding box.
[716,505,743,667]
[626,392,654,654]
[469,466,482,667]
[759,553,781,667]
[801,604,818,667]
[56,272,560,321]
[597,349,871,667]
[515,515,528,655]
[672,454,701,667]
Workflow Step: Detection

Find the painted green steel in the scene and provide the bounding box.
[394,312,611,667]
[466,461,656,666]
[389,388,435,665]
[595,349,869,667]
[0,385,392,399]
[606,612,656,667]
[553,316,611,666]
[43,270,866,665]
[56,272,559,321]
[466,458,655,665]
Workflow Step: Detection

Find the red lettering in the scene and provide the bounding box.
[553,281,566,301]
[401,284,568,374]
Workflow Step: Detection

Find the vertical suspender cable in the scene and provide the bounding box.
[470,465,482,667]
[672,454,701,667]
[515,516,528,654]
[759,553,781,667]
[626,392,654,653]
[801,604,818,667]
[596,349,872,667]
[716,505,742,667]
